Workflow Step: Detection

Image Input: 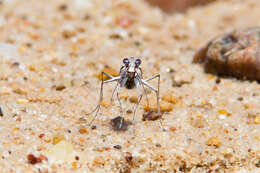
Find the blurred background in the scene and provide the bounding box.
[146,0,216,12]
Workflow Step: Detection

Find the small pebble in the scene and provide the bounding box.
[28,65,36,71]
[13,88,27,95]
[254,116,260,124]
[125,152,133,163]
[110,116,130,131]
[215,77,221,84]
[91,125,97,130]
[58,4,68,11]
[162,93,178,104]
[0,107,3,117]
[166,67,175,73]
[256,161,260,168]
[78,117,87,123]
[79,126,88,134]
[38,133,45,138]
[169,126,176,132]
[142,111,160,121]
[155,143,161,148]
[27,154,46,165]
[144,100,174,112]
[113,145,122,150]
[72,162,77,168]
[109,34,123,40]
[218,114,227,120]
[11,62,20,67]
[172,79,191,87]
[62,30,76,39]
[56,85,66,91]
[83,14,90,20]
[126,109,132,114]
[115,16,133,28]
[237,97,243,101]
[17,99,29,104]
[218,109,231,117]
[27,154,38,165]
[25,43,32,47]
[134,41,141,46]
[206,137,221,147]
[52,133,65,145]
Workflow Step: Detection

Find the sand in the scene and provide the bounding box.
[0,0,259,172]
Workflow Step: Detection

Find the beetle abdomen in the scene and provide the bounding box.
[125,78,136,89]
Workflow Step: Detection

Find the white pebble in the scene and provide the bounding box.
[39,114,47,121]
[219,114,227,119]
[52,67,58,73]
[74,0,93,10]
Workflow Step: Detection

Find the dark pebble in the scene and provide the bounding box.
[126,109,132,114]
[172,78,191,87]
[256,161,260,168]
[237,97,243,101]
[75,156,79,160]
[109,34,123,40]
[134,41,141,46]
[58,4,67,11]
[83,81,89,85]
[167,67,175,73]
[113,145,122,150]
[215,77,221,84]
[27,154,39,165]
[56,85,66,91]
[142,111,160,121]
[155,143,161,148]
[11,62,20,67]
[110,116,130,131]
[91,125,97,130]
[0,107,3,117]
[38,133,45,138]
[125,152,133,163]
[25,43,32,47]
[83,14,90,20]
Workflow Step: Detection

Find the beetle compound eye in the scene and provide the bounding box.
[135,59,141,66]
[123,58,129,65]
